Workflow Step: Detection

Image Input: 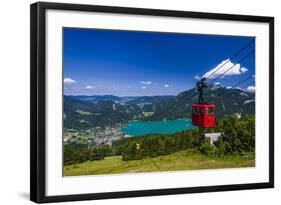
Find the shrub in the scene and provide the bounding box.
[89,148,104,161]
[199,138,216,156]
[211,114,255,156]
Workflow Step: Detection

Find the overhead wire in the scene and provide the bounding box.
[208,50,255,85]
[241,82,255,90]
[161,39,255,115]
[163,67,255,115]
[215,74,255,97]
[215,80,255,105]
[158,91,196,116]
[203,39,255,80]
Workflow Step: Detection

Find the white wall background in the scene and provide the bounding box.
[0,0,279,204]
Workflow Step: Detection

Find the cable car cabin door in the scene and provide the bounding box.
[192,104,215,128]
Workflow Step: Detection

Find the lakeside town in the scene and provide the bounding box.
[64,123,128,146]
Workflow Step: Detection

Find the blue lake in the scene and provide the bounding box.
[122,119,196,137]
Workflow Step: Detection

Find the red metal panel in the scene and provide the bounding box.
[192,104,216,128]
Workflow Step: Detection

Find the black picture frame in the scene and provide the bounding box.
[30,2,274,203]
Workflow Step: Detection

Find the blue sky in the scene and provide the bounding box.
[63,28,255,96]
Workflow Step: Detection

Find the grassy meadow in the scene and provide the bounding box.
[64,149,255,176]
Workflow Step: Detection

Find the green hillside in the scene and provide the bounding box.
[149,84,255,121]
[64,85,255,130]
[64,149,255,176]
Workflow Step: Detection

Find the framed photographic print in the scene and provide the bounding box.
[30,2,274,203]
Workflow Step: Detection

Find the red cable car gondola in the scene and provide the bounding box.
[192,77,216,128]
[192,104,215,128]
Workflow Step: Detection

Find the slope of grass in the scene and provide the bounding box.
[64,149,255,176]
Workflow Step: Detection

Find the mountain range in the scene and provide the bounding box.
[64,84,255,130]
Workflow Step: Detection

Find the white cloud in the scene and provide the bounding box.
[194,75,201,80]
[164,84,169,88]
[140,86,147,89]
[214,82,220,85]
[246,85,255,93]
[64,78,76,84]
[85,85,95,89]
[140,81,152,85]
[202,59,248,79]
[226,86,232,89]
